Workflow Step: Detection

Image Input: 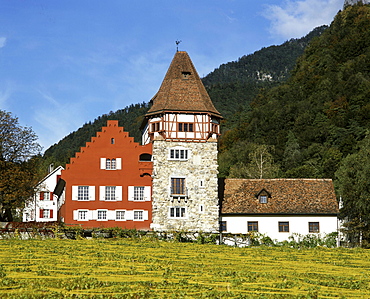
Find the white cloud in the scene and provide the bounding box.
[263,0,343,40]
[0,37,6,48]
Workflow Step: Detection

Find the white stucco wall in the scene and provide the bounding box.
[221,215,338,242]
[23,166,64,222]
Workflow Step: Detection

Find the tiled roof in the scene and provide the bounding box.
[146,51,222,118]
[221,179,338,215]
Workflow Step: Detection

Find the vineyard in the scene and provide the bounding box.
[0,238,369,298]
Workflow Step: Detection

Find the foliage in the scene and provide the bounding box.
[336,133,370,247]
[219,4,370,180]
[0,110,43,221]
[0,239,369,298]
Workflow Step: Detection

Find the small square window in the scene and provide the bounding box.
[98,210,107,220]
[279,221,289,232]
[309,222,320,233]
[134,211,143,220]
[116,211,125,220]
[78,210,88,221]
[259,195,268,203]
[248,221,258,232]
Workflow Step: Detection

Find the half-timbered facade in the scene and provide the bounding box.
[142,51,223,232]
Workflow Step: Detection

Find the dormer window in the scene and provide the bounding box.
[256,189,271,204]
[182,71,191,79]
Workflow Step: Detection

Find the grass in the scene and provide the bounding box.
[0,238,369,298]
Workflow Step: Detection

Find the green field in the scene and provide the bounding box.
[0,238,369,298]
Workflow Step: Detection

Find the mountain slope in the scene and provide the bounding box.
[202,26,327,121]
[219,3,370,179]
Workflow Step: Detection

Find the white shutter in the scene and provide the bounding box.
[89,186,95,201]
[73,210,78,220]
[116,158,122,170]
[100,158,106,169]
[72,186,79,201]
[107,210,115,220]
[144,186,151,201]
[143,210,149,221]
[116,186,122,201]
[128,186,134,201]
[87,210,93,220]
[91,210,97,220]
[99,186,105,201]
[126,210,134,220]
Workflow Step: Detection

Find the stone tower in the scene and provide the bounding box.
[142,51,223,232]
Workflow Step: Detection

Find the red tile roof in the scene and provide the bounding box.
[146,51,222,118]
[221,179,338,215]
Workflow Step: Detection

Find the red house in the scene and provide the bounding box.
[59,120,153,229]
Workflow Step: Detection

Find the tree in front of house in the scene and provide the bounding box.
[0,110,42,221]
[336,133,370,247]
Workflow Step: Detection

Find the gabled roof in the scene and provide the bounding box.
[146,51,222,118]
[221,179,338,215]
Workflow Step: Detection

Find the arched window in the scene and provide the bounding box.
[139,153,152,161]
[111,138,115,144]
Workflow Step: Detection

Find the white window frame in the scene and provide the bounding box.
[169,207,187,219]
[168,147,190,161]
[116,210,126,221]
[105,186,116,201]
[97,210,108,221]
[134,210,143,221]
[100,158,122,170]
[72,186,95,201]
[43,209,50,218]
[77,210,89,221]
[99,186,122,201]
[134,186,145,201]
[128,186,151,201]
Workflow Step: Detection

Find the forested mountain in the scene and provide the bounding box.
[204,26,327,122]
[43,26,326,166]
[219,3,370,179]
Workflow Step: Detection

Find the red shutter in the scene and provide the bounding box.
[39,209,44,218]
[50,192,53,201]
[40,192,44,200]
[50,210,54,218]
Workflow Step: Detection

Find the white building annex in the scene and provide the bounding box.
[220,178,339,242]
[23,165,65,222]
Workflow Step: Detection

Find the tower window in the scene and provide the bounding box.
[111,138,115,144]
[169,207,186,218]
[171,178,186,196]
[178,123,193,132]
[151,122,160,132]
[169,148,188,161]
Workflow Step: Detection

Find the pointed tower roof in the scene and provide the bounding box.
[146,51,222,118]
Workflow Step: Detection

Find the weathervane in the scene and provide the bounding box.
[176,40,182,52]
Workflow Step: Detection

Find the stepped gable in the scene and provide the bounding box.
[222,179,339,215]
[146,51,222,118]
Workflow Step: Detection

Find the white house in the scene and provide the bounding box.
[23,165,65,222]
[220,178,339,242]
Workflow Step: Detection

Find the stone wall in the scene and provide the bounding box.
[150,139,220,232]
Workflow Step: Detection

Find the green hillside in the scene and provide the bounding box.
[204,26,327,122]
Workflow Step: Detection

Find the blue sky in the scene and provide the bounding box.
[0,0,343,151]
